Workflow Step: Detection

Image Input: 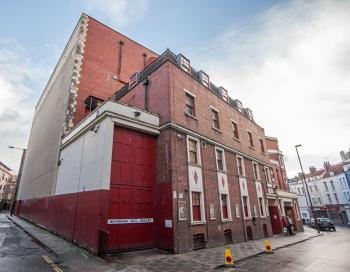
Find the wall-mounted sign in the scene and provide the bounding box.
[165,220,172,228]
[107,218,154,224]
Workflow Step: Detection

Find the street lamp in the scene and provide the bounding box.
[295,144,320,234]
[8,145,26,216]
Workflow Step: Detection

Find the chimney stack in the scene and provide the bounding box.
[309,166,316,174]
[323,161,331,172]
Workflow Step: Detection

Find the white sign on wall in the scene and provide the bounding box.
[107,218,154,224]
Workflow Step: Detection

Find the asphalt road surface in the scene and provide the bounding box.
[0,212,54,272]
[228,225,350,272]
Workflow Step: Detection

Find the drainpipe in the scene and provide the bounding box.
[143,78,149,111]
[117,40,124,80]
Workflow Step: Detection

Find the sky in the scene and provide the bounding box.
[0,0,349,176]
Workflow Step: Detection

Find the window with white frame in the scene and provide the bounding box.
[235,204,240,218]
[247,131,254,147]
[327,194,332,204]
[211,108,220,130]
[187,137,201,165]
[200,71,210,88]
[333,193,339,204]
[220,194,229,220]
[232,121,239,140]
[323,182,329,191]
[236,156,245,176]
[185,92,195,116]
[242,196,250,218]
[330,180,335,190]
[191,191,202,221]
[215,147,226,171]
[263,167,271,183]
[252,162,260,180]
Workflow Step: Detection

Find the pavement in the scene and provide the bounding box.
[6,213,324,272]
[226,225,350,272]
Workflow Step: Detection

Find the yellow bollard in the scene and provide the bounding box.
[224,248,235,267]
[264,240,273,254]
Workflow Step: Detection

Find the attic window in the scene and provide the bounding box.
[245,108,254,120]
[220,87,228,102]
[178,55,190,73]
[199,71,209,88]
[235,99,243,113]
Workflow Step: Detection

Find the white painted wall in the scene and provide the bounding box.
[55,118,114,195]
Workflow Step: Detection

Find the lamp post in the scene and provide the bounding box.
[8,146,26,216]
[295,144,320,234]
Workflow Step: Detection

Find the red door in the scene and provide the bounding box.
[107,126,156,252]
[269,206,282,234]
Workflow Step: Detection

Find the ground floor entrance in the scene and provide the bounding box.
[107,126,157,252]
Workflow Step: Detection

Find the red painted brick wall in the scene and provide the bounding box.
[75,18,158,125]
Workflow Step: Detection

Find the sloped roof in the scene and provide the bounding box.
[0,161,12,171]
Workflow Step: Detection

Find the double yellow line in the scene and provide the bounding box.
[42,255,63,272]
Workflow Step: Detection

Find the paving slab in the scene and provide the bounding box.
[9,215,322,272]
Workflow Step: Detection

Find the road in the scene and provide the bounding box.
[0,213,56,272]
[230,226,350,272]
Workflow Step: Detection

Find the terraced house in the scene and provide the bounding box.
[16,14,301,254]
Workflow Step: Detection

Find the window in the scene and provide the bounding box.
[315,185,318,192]
[179,56,190,73]
[312,198,317,205]
[247,131,254,147]
[258,197,265,217]
[263,167,271,183]
[252,162,259,180]
[192,192,202,221]
[330,180,335,190]
[243,196,249,218]
[185,93,195,116]
[221,194,229,219]
[318,197,321,204]
[327,194,332,204]
[216,148,225,171]
[347,192,350,202]
[259,138,265,153]
[237,156,245,176]
[309,185,313,192]
[188,138,199,164]
[323,182,328,191]
[211,109,220,130]
[200,72,210,88]
[334,193,339,204]
[232,121,239,139]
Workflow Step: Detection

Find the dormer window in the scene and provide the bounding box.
[245,108,254,120]
[177,54,190,73]
[130,72,139,86]
[219,87,228,102]
[234,99,243,113]
[199,71,209,88]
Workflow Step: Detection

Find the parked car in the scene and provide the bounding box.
[309,218,336,231]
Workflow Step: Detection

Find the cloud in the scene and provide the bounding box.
[84,0,148,27]
[196,0,350,176]
[0,40,49,172]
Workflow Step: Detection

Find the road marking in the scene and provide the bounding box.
[80,252,88,259]
[42,255,63,272]
[0,233,5,247]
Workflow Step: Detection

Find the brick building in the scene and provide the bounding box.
[264,137,302,234]
[16,14,301,254]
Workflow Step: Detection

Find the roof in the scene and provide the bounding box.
[0,161,12,172]
[113,49,259,126]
